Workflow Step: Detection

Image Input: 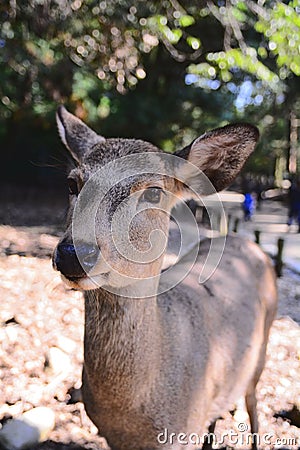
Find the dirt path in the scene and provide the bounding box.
[0,224,299,449]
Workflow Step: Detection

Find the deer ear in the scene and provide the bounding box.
[175,123,259,193]
[56,106,105,162]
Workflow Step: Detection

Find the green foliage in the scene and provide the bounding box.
[189,48,279,84]
[1,0,299,119]
[178,15,195,28]
[255,1,300,78]
[184,1,300,93]
[0,0,300,184]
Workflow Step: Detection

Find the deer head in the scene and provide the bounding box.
[53,106,258,293]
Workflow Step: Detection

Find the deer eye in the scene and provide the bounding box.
[67,178,79,196]
[141,187,163,204]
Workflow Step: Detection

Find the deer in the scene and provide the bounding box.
[53,106,277,450]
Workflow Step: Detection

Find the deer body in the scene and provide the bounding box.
[53,107,277,450]
[82,236,275,450]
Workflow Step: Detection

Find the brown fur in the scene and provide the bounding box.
[53,107,277,450]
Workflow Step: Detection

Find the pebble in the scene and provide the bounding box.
[279,377,291,387]
[5,324,19,343]
[233,408,249,423]
[0,407,55,449]
[56,335,77,354]
[44,346,72,376]
[275,385,285,395]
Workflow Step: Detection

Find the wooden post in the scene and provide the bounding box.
[288,111,299,174]
[275,237,284,277]
[227,214,232,231]
[219,211,228,236]
[233,218,240,233]
[254,230,260,245]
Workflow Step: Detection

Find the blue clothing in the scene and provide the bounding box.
[243,193,254,221]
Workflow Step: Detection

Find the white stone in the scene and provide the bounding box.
[56,335,77,354]
[45,346,71,376]
[22,407,55,441]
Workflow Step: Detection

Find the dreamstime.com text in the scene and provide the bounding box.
[157,424,299,447]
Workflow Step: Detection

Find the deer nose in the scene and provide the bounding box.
[53,242,99,279]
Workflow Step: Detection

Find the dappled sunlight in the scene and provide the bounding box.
[0,206,299,448]
[254,214,288,224]
[0,0,300,447]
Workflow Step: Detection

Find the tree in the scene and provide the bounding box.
[0,0,299,185]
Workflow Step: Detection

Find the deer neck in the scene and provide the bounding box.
[83,284,161,389]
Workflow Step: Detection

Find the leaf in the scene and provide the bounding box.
[171,29,183,43]
[231,7,247,22]
[179,15,195,28]
[236,1,248,12]
[258,46,268,59]
[186,36,201,50]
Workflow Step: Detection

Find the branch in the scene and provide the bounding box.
[10,0,16,19]
[224,25,232,52]
[226,2,247,54]
[168,0,186,15]
[159,0,203,63]
[208,0,248,54]
[245,0,270,20]
[207,1,223,22]
[160,33,202,62]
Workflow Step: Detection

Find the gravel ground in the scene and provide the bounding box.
[0,223,299,450]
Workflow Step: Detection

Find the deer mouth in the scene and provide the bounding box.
[61,272,109,291]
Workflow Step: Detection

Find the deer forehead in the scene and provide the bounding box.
[70,138,177,193]
[82,137,161,166]
[70,170,173,194]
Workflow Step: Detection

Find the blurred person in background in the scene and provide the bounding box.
[287,178,300,232]
[243,192,255,221]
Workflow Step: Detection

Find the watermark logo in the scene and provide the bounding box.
[72,152,226,297]
[157,425,299,447]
